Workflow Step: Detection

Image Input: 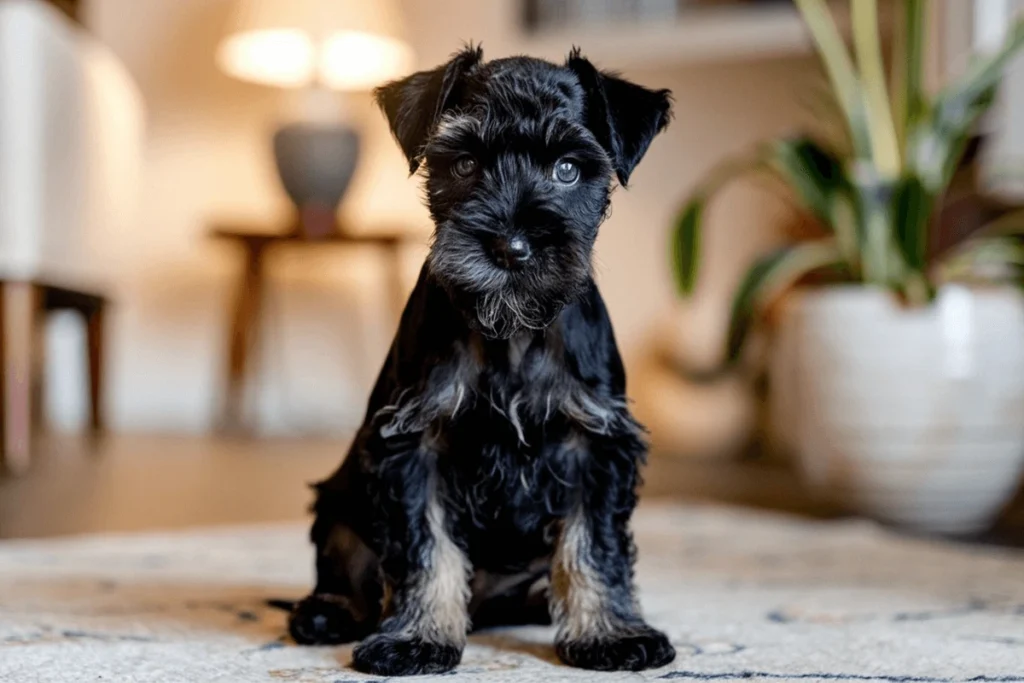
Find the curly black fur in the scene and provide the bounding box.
[289,45,673,676]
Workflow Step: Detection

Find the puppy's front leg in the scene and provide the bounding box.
[551,436,676,671]
[352,462,471,677]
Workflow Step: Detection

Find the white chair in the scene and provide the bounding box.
[0,0,144,472]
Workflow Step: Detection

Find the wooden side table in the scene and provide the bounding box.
[211,225,412,434]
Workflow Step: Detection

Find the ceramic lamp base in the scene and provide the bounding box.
[272,122,360,239]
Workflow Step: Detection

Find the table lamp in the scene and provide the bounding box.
[216,0,413,238]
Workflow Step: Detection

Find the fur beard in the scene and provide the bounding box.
[427,227,589,339]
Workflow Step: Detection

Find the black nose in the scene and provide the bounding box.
[491,235,532,269]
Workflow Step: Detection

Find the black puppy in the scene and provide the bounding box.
[288,45,673,676]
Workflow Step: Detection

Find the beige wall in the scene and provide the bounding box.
[53,0,815,435]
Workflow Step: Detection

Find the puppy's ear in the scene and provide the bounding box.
[566,48,672,186]
[374,45,484,173]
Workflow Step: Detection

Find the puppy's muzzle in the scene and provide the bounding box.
[490,235,532,270]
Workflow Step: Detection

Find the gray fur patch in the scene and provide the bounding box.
[375,358,639,444]
[433,113,482,143]
[377,349,481,439]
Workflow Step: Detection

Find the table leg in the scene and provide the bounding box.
[385,241,407,323]
[221,242,266,433]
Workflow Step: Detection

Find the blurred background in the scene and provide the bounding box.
[3,0,1024,545]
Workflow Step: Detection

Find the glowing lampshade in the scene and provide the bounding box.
[216,0,413,91]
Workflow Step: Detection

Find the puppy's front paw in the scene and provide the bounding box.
[288,594,363,645]
[556,627,676,671]
[352,633,462,676]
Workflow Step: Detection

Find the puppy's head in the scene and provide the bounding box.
[376,45,671,338]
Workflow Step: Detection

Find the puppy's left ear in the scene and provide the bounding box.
[374,45,484,173]
[566,49,672,186]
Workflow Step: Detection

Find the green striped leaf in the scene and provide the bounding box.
[852,0,901,176]
[726,240,844,363]
[794,0,872,161]
[767,137,848,225]
[893,0,927,145]
[939,237,1024,285]
[891,174,932,272]
[672,198,703,294]
[672,138,849,297]
[920,18,1024,191]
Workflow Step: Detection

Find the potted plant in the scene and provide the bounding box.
[672,0,1024,535]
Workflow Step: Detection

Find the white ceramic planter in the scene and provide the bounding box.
[776,285,1024,534]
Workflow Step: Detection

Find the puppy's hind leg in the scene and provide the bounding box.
[289,519,383,646]
[469,568,552,631]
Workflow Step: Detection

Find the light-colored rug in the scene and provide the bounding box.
[2,504,1024,683]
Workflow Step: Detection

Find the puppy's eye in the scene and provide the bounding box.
[553,159,580,185]
[452,156,478,178]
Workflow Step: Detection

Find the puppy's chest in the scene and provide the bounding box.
[440,414,580,570]
[442,338,582,471]
[443,331,613,440]
[438,337,587,543]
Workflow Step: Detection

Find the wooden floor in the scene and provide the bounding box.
[2,434,1022,546]
[0,434,345,538]
[0,434,827,539]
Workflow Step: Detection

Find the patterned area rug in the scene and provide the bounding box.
[2,504,1024,683]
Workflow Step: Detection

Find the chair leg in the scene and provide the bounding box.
[0,282,37,474]
[30,302,46,433]
[86,301,106,434]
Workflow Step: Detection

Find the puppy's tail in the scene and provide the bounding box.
[265,598,297,612]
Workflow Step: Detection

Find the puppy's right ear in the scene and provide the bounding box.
[374,45,483,174]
